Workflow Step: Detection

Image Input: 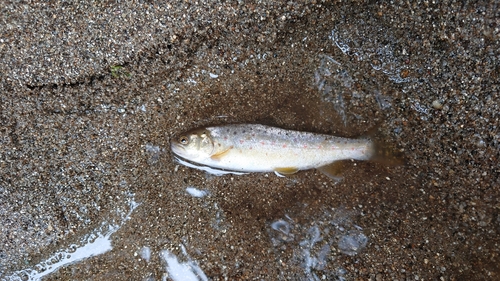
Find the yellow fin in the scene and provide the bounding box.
[274,167,299,175]
[210,146,232,161]
[317,162,344,182]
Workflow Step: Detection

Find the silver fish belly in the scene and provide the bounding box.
[171,124,375,175]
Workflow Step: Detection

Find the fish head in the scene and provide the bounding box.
[171,128,215,162]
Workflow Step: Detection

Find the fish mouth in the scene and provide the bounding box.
[170,142,186,157]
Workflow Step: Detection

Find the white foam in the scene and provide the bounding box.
[3,197,140,281]
[9,229,115,281]
[140,246,151,262]
[185,187,209,198]
[161,245,208,281]
[269,209,369,279]
[271,219,291,235]
[337,230,368,256]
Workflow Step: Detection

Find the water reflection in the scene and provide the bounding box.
[3,196,139,281]
[268,207,368,280]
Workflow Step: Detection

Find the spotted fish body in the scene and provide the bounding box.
[171,124,375,175]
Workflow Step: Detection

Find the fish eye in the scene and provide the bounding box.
[179,136,189,145]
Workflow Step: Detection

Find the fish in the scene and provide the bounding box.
[171,124,381,177]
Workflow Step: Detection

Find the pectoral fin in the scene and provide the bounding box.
[274,167,299,175]
[210,146,232,161]
[317,162,344,182]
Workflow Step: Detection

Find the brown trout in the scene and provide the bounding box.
[171,124,376,176]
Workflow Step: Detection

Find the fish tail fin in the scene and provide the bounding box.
[362,124,405,166]
[370,137,405,166]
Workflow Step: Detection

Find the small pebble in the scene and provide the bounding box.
[432,100,443,109]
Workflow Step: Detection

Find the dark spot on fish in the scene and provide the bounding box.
[242,130,246,133]
[233,131,237,135]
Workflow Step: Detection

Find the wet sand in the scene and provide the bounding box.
[1,1,499,280]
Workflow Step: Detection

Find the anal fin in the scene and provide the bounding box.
[317,162,344,182]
